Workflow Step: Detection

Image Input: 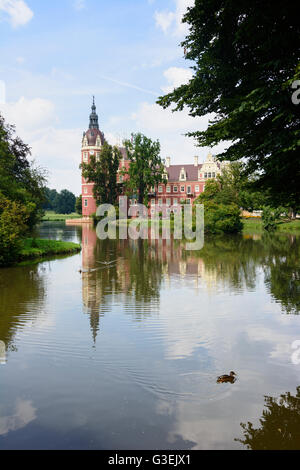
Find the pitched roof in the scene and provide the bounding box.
[167,164,202,182]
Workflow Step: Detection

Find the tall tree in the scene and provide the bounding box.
[53,189,76,214]
[80,142,121,206]
[0,114,46,228]
[123,133,165,204]
[157,1,300,213]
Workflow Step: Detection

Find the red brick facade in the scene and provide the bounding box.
[81,100,226,216]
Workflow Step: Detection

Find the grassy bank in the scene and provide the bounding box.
[243,218,300,233]
[42,211,82,221]
[18,238,81,261]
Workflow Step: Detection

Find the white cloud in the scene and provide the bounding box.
[1,97,82,194]
[131,101,217,163]
[155,0,195,37]
[1,96,56,131]
[73,0,85,11]
[154,10,175,34]
[16,56,25,64]
[0,399,36,436]
[0,0,33,28]
[161,66,193,94]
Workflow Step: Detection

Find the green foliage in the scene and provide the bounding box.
[0,114,46,230]
[123,133,165,204]
[195,179,242,233]
[236,387,300,450]
[19,238,81,261]
[202,201,243,234]
[261,206,282,231]
[42,211,81,221]
[52,189,76,214]
[75,195,82,215]
[157,1,300,211]
[43,188,59,210]
[0,194,29,266]
[80,142,121,206]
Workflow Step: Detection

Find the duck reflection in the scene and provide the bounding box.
[236,387,300,450]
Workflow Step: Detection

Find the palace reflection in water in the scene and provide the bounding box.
[80,224,300,344]
[0,221,299,449]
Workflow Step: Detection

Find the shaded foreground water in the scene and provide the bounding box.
[0,222,299,450]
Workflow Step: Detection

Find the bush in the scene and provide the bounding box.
[261,206,282,231]
[0,194,29,266]
[202,202,243,234]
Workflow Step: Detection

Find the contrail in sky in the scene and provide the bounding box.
[98,75,159,97]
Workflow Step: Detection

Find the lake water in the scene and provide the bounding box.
[0,222,299,449]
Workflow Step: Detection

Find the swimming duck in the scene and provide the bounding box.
[217,371,236,383]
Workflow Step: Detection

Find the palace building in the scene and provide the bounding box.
[81,99,226,216]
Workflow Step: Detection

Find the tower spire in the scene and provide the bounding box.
[89,96,99,130]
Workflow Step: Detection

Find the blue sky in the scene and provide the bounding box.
[0,0,223,195]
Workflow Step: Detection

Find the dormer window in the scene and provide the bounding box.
[179,168,186,181]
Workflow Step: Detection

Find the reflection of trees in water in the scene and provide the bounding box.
[82,236,164,341]
[261,234,300,315]
[0,264,46,350]
[236,387,300,450]
[126,239,163,308]
[185,233,300,315]
[184,236,260,291]
[82,226,300,342]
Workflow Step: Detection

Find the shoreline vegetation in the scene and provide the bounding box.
[242,218,300,234]
[17,238,81,263]
[42,211,82,221]
[89,215,300,234]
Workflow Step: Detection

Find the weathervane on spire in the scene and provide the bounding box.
[89,96,99,130]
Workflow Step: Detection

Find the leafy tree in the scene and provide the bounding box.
[261,206,283,231]
[157,1,300,214]
[202,201,243,234]
[123,133,165,204]
[80,142,121,206]
[195,179,243,233]
[53,189,76,214]
[0,114,46,229]
[43,188,59,210]
[76,195,82,215]
[218,162,267,211]
[0,194,30,266]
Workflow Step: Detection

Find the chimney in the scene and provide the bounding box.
[194,156,198,167]
[166,157,171,168]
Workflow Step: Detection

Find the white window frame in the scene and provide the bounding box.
[84,199,88,207]
[180,185,185,193]
[173,186,178,193]
[195,185,199,193]
[166,185,171,193]
[158,186,163,193]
